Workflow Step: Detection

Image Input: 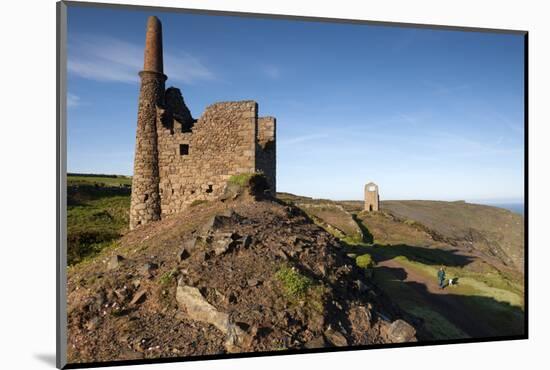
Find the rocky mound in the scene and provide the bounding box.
[66,185,417,364]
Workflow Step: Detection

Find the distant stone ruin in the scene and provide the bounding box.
[364,182,379,212]
[130,16,276,230]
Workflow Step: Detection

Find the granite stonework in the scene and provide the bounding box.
[130,16,276,229]
[364,182,379,212]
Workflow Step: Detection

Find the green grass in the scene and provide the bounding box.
[275,265,313,298]
[342,215,525,339]
[356,253,374,269]
[67,175,131,265]
[159,269,178,285]
[274,264,326,317]
[407,306,468,339]
[392,255,524,308]
[371,262,468,340]
[68,174,132,187]
[227,173,257,187]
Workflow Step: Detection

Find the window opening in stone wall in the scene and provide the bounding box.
[179,144,189,155]
[206,184,213,193]
[144,194,149,201]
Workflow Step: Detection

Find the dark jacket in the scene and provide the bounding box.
[437,270,445,281]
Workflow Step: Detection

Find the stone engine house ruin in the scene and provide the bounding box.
[364,182,379,212]
[130,16,276,229]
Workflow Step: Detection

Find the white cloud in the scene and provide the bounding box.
[68,34,214,84]
[67,93,81,108]
[424,131,522,158]
[279,133,329,146]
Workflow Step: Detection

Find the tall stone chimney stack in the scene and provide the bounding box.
[129,16,167,230]
[143,16,164,74]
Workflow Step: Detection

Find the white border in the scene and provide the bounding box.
[1,0,547,369]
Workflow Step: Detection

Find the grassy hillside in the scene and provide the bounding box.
[67,175,131,265]
[66,183,525,341]
[68,173,132,187]
[283,195,525,340]
[382,200,524,270]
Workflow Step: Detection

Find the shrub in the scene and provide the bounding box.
[356,253,375,269]
[159,269,178,285]
[227,172,270,198]
[275,265,313,297]
[67,231,120,265]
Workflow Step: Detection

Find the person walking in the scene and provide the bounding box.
[437,267,446,289]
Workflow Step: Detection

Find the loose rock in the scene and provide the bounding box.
[304,335,327,349]
[130,289,147,305]
[324,327,348,347]
[387,319,417,343]
[139,262,158,277]
[175,281,251,352]
[107,255,124,270]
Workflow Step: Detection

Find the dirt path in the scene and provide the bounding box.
[377,259,495,338]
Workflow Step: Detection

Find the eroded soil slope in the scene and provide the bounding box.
[67,196,417,364]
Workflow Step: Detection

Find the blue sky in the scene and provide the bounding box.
[66,5,525,202]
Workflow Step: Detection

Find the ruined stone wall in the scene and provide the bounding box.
[255,117,276,193]
[157,99,258,215]
[131,16,276,228]
[364,182,379,212]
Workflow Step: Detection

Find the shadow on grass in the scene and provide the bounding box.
[372,263,524,340]
[351,213,373,243]
[68,184,131,205]
[344,216,472,267]
[346,242,474,268]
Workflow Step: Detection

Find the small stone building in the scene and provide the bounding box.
[130,16,276,229]
[364,182,379,212]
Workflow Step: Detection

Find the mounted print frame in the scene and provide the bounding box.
[57,1,528,368]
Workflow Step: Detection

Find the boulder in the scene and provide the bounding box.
[304,335,327,349]
[178,237,201,261]
[139,262,158,277]
[214,238,233,256]
[247,278,261,287]
[324,327,348,347]
[387,319,417,343]
[201,210,238,235]
[107,255,124,270]
[178,247,191,261]
[130,289,147,306]
[175,280,251,352]
[213,232,238,255]
[176,283,230,333]
[220,183,243,202]
[224,323,253,353]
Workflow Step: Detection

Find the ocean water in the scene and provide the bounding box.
[492,203,525,216]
